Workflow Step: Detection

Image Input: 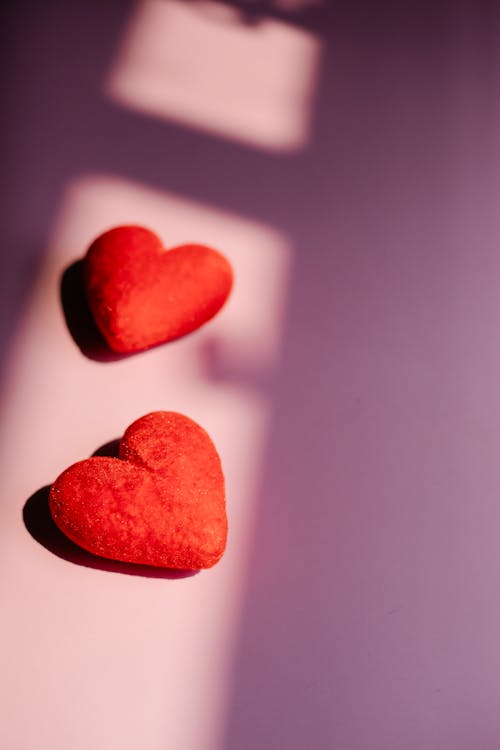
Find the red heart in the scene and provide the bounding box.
[84,225,233,353]
[49,412,227,570]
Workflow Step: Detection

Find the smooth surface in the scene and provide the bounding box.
[1,2,500,749]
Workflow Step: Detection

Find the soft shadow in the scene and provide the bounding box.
[60,260,129,362]
[23,437,198,579]
[92,438,121,458]
[182,0,325,30]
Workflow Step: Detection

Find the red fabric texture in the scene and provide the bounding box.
[49,412,227,570]
[84,225,233,353]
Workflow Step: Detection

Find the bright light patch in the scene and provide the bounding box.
[106,0,322,152]
[0,174,291,750]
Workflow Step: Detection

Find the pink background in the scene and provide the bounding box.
[1,2,500,749]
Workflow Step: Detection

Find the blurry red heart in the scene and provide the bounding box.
[84,225,233,353]
[49,412,227,570]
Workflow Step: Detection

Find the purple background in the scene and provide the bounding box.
[2,1,500,748]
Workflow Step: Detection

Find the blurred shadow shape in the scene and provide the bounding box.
[198,335,272,390]
[60,260,129,363]
[183,0,326,30]
[92,438,121,458]
[23,437,198,579]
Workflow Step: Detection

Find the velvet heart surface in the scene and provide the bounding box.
[49,412,227,570]
[84,225,233,353]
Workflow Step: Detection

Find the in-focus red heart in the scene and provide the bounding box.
[84,225,233,353]
[49,412,227,570]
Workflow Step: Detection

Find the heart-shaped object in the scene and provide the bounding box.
[49,412,227,569]
[84,225,233,353]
